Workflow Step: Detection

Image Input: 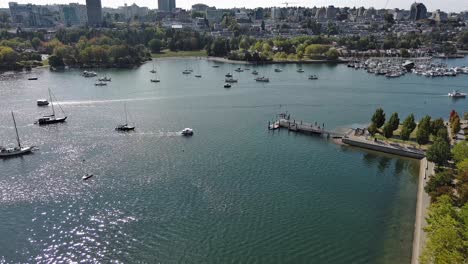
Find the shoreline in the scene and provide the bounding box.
[411,158,433,264]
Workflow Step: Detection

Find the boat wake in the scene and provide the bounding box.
[55,96,167,106]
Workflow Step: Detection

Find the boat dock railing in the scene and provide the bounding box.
[268,117,343,138]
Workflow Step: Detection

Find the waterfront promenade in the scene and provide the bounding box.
[411,158,434,264]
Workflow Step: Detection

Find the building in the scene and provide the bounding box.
[325,5,337,20]
[158,0,176,12]
[121,3,148,21]
[205,7,223,23]
[431,9,448,22]
[315,7,326,21]
[191,3,209,12]
[59,3,87,26]
[9,2,56,27]
[410,2,427,21]
[86,0,102,26]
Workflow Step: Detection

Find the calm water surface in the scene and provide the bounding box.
[0,57,467,263]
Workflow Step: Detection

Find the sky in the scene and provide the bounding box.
[1,0,467,12]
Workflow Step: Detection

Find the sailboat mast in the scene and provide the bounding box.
[49,88,55,116]
[11,112,21,148]
[125,103,128,125]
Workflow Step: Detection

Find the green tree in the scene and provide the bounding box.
[382,122,394,138]
[368,123,378,136]
[452,142,468,163]
[416,116,431,145]
[325,48,339,60]
[421,195,465,264]
[451,116,461,136]
[48,54,64,67]
[31,37,41,50]
[426,138,452,166]
[148,38,162,53]
[261,20,265,31]
[431,118,445,136]
[388,112,400,131]
[371,108,386,128]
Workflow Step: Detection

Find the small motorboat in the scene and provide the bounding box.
[269,121,280,130]
[297,69,304,73]
[37,99,49,106]
[225,78,238,83]
[182,70,191,74]
[82,71,97,77]
[212,65,220,68]
[255,76,269,82]
[98,76,111,82]
[195,74,202,78]
[274,68,282,72]
[181,128,194,136]
[308,75,318,80]
[252,70,259,75]
[448,90,466,98]
[28,77,38,80]
[225,73,233,77]
[224,83,232,88]
[95,82,107,86]
[82,173,94,180]
[150,79,160,83]
[235,68,243,72]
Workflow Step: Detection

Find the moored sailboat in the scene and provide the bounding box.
[115,103,135,131]
[0,112,34,158]
[36,89,67,125]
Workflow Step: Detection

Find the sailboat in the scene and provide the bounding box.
[0,112,33,157]
[115,103,135,131]
[150,62,156,73]
[151,63,160,82]
[36,88,67,125]
[194,62,202,78]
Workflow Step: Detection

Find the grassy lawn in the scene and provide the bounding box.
[372,125,433,150]
[152,49,207,58]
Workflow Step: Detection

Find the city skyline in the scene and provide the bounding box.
[1,0,467,12]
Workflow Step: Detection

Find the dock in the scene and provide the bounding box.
[268,113,343,138]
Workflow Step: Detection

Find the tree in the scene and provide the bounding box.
[451,116,461,136]
[431,118,445,136]
[416,116,431,145]
[47,54,64,67]
[384,13,395,24]
[31,37,41,50]
[368,123,378,135]
[421,195,465,264]
[400,48,410,58]
[436,128,449,143]
[452,142,468,163]
[261,20,265,31]
[382,122,394,138]
[388,112,400,131]
[148,38,162,53]
[426,138,452,166]
[325,48,339,60]
[371,108,385,128]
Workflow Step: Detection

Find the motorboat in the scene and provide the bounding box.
[36,88,67,125]
[115,103,135,131]
[181,128,194,136]
[0,112,33,158]
[448,90,466,98]
[82,71,97,77]
[82,173,94,180]
[225,73,233,77]
[98,76,111,82]
[212,65,220,68]
[150,79,160,82]
[235,68,243,72]
[28,77,38,80]
[252,70,259,75]
[255,76,269,82]
[269,121,280,130]
[95,82,107,86]
[274,68,282,72]
[224,83,232,88]
[225,78,238,83]
[308,75,318,80]
[297,69,304,73]
[37,99,49,106]
[182,70,191,74]
[195,74,202,78]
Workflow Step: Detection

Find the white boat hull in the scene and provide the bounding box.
[0,147,33,157]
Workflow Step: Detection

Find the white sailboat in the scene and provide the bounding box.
[0,112,33,158]
[115,103,135,131]
[36,88,67,125]
[151,63,160,82]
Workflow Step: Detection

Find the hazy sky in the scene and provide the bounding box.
[1,0,467,12]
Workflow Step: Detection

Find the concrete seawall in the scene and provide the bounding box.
[411,158,433,264]
[342,138,425,159]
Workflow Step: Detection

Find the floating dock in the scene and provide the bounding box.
[268,113,342,138]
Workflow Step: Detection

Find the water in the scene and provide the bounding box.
[1,58,466,263]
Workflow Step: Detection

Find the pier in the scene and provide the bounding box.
[268,113,342,138]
